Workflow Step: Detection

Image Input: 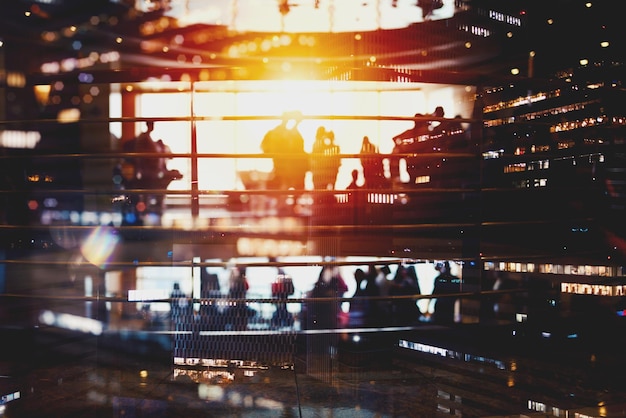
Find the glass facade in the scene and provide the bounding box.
[2,1,626,417]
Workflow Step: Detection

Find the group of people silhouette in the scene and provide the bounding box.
[261,112,346,192]
[259,107,465,195]
[342,261,462,329]
[390,106,467,185]
[168,260,462,358]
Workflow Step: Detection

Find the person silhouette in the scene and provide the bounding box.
[170,282,193,357]
[391,113,429,184]
[389,264,422,325]
[225,267,250,331]
[311,126,341,190]
[428,105,447,137]
[347,169,360,190]
[430,261,461,325]
[360,136,385,188]
[261,111,308,191]
[417,0,444,20]
[348,268,373,327]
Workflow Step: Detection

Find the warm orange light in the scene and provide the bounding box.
[33,85,52,106]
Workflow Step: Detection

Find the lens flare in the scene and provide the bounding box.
[80,226,120,268]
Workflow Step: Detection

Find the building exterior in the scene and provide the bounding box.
[1,1,626,416]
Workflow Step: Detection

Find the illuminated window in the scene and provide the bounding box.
[482,149,504,159]
[504,163,526,173]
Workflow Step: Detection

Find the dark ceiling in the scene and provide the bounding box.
[3,0,621,85]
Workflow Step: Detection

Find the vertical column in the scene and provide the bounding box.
[190,83,199,217]
[80,82,112,212]
[121,86,136,142]
[121,268,138,319]
[471,85,488,324]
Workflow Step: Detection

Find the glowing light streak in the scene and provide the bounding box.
[39,310,103,335]
[80,226,120,268]
[128,289,170,302]
[0,130,41,149]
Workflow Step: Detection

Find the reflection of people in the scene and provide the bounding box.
[431,261,461,325]
[261,112,308,190]
[117,121,182,221]
[271,271,295,328]
[308,266,348,329]
[225,267,251,331]
[389,264,422,325]
[311,126,341,190]
[360,136,385,188]
[200,269,222,331]
[170,282,193,357]
[347,169,360,189]
[428,106,447,137]
[170,282,192,324]
[417,0,444,20]
[391,113,429,183]
[348,268,375,327]
[133,121,160,184]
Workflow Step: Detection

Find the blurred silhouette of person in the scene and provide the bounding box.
[417,0,444,20]
[360,136,385,188]
[170,282,193,357]
[308,266,348,330]
[117,121,182,221]
[430,261,461,325]
[347,169,360,189]
[155,139,171,172]
[200,269,222,331]
[391,113,429,184]
[305,265,348,373]
[225,267,251,331]
[348,267,384,327]
[311,126,341,190]
[271,269,295,328]
[428,105,447,136]
[132,121,161,186]
[261,111,308,191]
[389,264,422,325]
[310,126,328,189]
[170,282,192,326]
[347,268,369,327]
[374,264,394,323]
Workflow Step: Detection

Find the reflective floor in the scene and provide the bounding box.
[3,322,626,418]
